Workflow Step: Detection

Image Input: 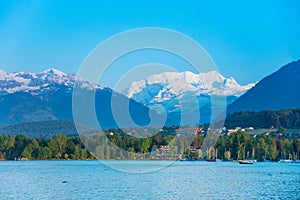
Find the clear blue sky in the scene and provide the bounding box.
[0,0,299,86]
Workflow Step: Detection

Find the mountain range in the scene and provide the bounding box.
[0,68,100,95]
[0,69,160,128]
[126,71,254,103]
[0,59,299,130]
[124,70,254,124]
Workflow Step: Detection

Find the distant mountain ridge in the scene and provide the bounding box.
[126,71,254,101]
[0,68,161,128]
[0,120,93,139]
[228,60,300,113]
[0,68,100,96]
[225,108,300,129]
[124,70,254,123]
[2,59,297,129]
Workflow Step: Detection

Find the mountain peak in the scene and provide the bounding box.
[124,70,255,116]
[39,68,66,76]
[0,69,8,78]
[204,70,222,78]
[126,70,254,99]
[0,68,101,95]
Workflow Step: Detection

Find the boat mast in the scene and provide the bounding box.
[243,144,246,160]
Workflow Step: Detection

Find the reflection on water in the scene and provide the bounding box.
[0,161,299,199]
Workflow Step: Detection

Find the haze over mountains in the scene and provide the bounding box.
[0,59,299,131]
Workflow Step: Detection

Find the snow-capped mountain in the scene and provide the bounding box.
[125,71,255,116]
[0,68,255,127]
[0,68,100,96]
[0,68,161,128]
[127,71,254,101]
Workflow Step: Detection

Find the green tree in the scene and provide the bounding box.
[15,135,30,158]
[64,153,69,159]
[74,145,81,159]
[66,139,75,155]
[80,148,87,159]
[48,134,68,158]
[22,144,33,159]
[38,147,52,159]
[140,138,150,154]
[0,136,15,159]
[229,132,239,159]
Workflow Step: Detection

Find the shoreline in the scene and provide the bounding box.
[0,159,298,163]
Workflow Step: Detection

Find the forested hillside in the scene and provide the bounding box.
[225,109,300,129]
[0,120,93,139]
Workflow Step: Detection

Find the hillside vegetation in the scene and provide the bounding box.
[225,108,300,129]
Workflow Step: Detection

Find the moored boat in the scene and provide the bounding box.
[239,148,255,164]
[278,159,293,163]
[238,160,254,164]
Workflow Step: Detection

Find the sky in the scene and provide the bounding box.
[0,0,299,87]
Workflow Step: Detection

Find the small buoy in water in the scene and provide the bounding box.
[62,181,68,183]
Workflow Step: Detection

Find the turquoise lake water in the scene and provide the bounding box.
[0,161,299,199]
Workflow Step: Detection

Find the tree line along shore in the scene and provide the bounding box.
[0,129,299,161]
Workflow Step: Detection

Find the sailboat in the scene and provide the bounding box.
[293,151,300,163]
[279,153,293,163]
[238,159,254,164]
[238,147,254,164]
[263,150,270,162]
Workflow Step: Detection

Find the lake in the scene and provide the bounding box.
[0,160,299,199]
